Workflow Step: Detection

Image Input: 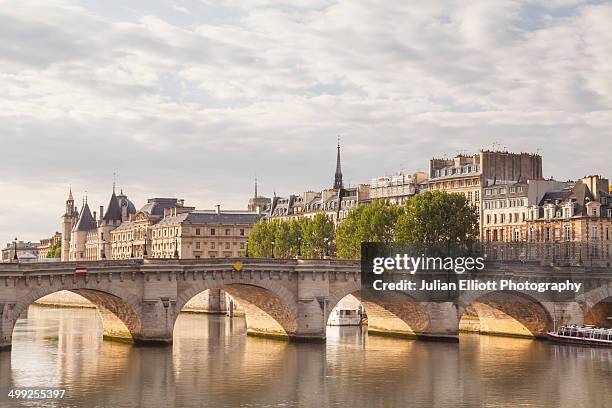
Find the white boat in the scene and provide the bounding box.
[328,307,363,326]
[547,325,612,347]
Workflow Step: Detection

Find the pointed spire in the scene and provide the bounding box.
[68,186,74,202]
[334,136,343,190]
[254,175,258,199]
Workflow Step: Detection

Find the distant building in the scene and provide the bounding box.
[1,241,39,263]
[111,203,262,259]
[428,150,543,238]
[526,175,612,243]
[65,186,137,261]
[247,177,271,213]
[38,232,62,260]
[369,171,428,205]
[266,141,370,225]
[482,179,571,242]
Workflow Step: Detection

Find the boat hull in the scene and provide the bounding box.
[547,332,612,347]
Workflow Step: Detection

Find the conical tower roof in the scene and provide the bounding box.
[103,191,122,222]
[74,200,97,231]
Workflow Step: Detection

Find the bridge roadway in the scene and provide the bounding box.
[1,258,612,350]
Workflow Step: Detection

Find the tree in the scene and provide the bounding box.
[395,191,479,245]
[248,220,276,257]
[301,214,335,259]
[46,241,61,258]
[336,199,403,259]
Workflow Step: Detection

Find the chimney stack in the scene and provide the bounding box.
[215,204,221,214]
[100,206,104,222]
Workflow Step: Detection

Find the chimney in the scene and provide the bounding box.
[215,204,221,214]
[100,206,104,222]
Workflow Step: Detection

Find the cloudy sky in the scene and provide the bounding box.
[1,0,611,246]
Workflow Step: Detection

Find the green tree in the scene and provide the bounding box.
[336,199,404,259]
[248,220,276,257]
[46,241,61,258]
[301,214,335,259]
[395,191,479,245]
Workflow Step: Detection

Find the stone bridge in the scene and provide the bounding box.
[1,258,612,350]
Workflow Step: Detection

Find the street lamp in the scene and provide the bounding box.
[130,240,135,258]
[13,237,18,261]
[173,238,179,259]
[297,236,302,258]
[143,231,148,257]
[323,237,330,259]
[245,240,249,258]
[271,240,275,258]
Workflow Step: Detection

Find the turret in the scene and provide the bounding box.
[60,188,78,261]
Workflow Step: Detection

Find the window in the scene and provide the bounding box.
[546,227,551,242]
[240,228,245,236]
[240,242,245,249]
[225,242,230,249]
[211,228,216,236]
[593,208,598,217]
[592,226,599,241]
[564,225,571,241]
[195,242,201,249]
[196,228,201,235]
[225,229,230,236]
[211,242,215,249]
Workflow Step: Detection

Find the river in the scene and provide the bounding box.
[1,305,611,407]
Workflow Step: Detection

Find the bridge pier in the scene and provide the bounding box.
[0,303,17,350]
[135,299,175,345]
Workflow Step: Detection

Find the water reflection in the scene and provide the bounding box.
[1,305,611,407]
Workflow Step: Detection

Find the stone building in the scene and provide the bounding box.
[247,178,272,213]
[428,150,543,237]
[369,171,428,205]
[37,232,62,260]
[1,241,39,263]
[110,201,262,260]
[525,175,612,243]
[66,187,137,261]
[266,141,370,225]
[482,179,570,242]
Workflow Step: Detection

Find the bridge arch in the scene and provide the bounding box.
[581,285,612,328]
[176,280,298,340]
[327,281,434,339]
[458,290,554,338]
[10,285,143,344]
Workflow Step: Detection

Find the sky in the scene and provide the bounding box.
[0,0,611,246]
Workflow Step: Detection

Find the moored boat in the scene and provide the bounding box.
[327,307,364,326]
[547,325,612,347]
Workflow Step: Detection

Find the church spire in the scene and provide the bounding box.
[334,136,343,190]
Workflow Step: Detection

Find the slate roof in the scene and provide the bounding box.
[74,202,97,231]
[103,192,122,222]
[156,211,263,226]
[139,198,180,217]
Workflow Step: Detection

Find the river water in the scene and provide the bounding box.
[1,305,611,407]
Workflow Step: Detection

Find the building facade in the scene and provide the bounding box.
[369,171,428,205]
[38,232,62,260]
[525,176,612,244]
[482,179,571,242]
[1,241,39,263]
[110,200,262,260]
[428,150,543,237]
